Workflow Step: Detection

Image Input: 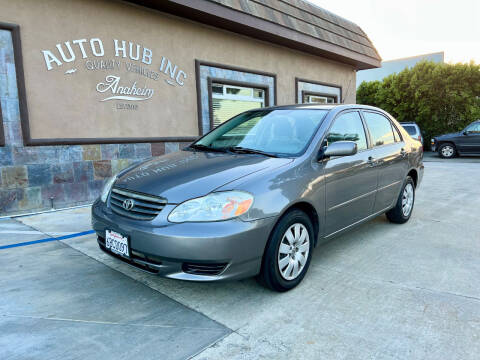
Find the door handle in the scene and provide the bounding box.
[367,156,376,167]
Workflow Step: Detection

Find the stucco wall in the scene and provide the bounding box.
[0,0,356,216]
[0,0,355,142]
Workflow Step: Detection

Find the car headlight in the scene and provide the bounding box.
[100,176,117,202]
[168,191,253,223]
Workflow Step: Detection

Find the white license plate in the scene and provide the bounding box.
[105,230,130,258]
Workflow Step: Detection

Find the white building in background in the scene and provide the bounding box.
[356,52,444,88]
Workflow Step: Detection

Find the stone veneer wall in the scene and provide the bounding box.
[0,29,190,216]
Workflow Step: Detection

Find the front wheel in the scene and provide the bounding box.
[386,176,415,224]
[258,210,314,292]
[438,143,456,158]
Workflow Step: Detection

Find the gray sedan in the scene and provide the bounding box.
[92,104,424,291]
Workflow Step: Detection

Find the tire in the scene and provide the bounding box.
[258,209,314,292]
[386,176,415,224]
[438,143,456,158]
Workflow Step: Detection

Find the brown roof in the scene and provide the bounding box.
[126,0,382,69]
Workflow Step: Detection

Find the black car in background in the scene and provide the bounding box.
[431,120,480,158]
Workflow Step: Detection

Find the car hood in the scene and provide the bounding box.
[114,150,293,203]
[435,132,461,139]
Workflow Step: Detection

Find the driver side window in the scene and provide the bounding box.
[327,111,368,151]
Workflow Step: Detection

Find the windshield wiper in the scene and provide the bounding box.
[226,146,279,158]
[189,144,226,153]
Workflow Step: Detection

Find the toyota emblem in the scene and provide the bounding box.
[122,198,135,211]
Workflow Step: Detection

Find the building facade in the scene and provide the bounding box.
[0,0,380,216]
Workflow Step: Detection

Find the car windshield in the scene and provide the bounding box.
[192,109,329,157]
[402,125,417,135]
[465,122,480,133]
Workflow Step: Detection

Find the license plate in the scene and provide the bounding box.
[105,230,130,258]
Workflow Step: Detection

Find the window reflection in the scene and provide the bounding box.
[327,112,367,151]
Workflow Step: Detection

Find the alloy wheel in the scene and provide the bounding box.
[402,183,414,217]
[441,145,454,158]
[277,223,310,281]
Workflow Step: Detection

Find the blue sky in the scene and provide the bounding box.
[310,0,480,64]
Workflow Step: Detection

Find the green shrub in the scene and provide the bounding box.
[357,61,480,148]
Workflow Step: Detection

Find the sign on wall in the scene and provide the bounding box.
[41,38,187,111]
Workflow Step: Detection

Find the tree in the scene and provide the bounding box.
[357,61,480,148]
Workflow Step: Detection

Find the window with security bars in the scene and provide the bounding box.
[211,83,266,128]
[303,93,336,104]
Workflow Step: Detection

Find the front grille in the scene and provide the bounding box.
[182,262,228,276]
[109,187,167,221]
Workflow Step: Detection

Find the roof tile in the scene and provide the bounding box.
[208,0,380,61]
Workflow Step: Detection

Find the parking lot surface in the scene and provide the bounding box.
[1,155,479,359]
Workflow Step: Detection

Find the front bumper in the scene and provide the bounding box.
[91,200,277,281]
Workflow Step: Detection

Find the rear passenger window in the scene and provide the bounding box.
[363,112,395,146]
[327,111,367,151]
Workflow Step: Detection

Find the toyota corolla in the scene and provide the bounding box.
[91,104,424,291]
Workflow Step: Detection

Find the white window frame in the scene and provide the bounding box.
[212,83,266,105]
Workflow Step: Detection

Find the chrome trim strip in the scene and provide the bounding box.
[328,189,377,212]
[325,206,392,238]
[112,188,167,204]
[110,193,165,210]
[377,180,401,192]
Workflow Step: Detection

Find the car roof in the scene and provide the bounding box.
[400,122,418,125]
[260,103,387,112]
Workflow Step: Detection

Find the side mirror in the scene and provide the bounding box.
[321,141,358,159]
[463,131,469,136]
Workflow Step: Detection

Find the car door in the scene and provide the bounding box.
[458,122,480,154]
[323,110,377,237]
[362,111,407,213]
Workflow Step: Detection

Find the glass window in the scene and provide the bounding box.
[303,93,336,104]
[212,84,223,94]
[402,125,417,136]
[363,112,395,147]
[466,122,480,133]
[211,83,266,127]
[326,111,367,151]
[194,109,328,156]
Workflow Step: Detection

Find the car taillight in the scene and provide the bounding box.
[417,136,422,142]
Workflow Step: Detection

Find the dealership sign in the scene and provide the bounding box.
[96,75,154,101]
[41,38,187,107]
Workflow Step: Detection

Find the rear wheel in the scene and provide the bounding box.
[386,176,415,224]
[258,210,314,292]
[438,143,456,158]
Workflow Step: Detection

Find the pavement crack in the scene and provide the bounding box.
[412,286,480,302]
[57,240,236,334]
[1,314,225,331]
[316,265,480,303]
[11,219,53,239]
